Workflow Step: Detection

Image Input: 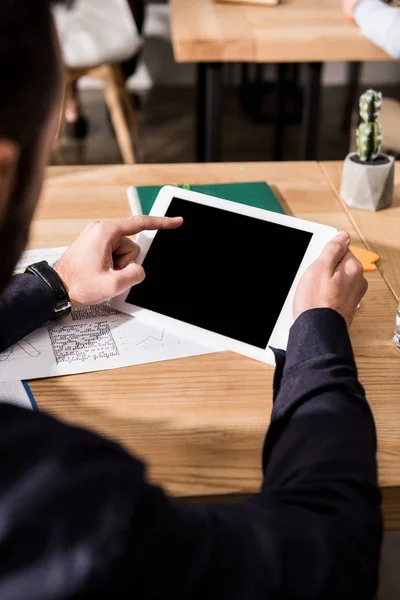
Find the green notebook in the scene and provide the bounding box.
[131,182,284,216]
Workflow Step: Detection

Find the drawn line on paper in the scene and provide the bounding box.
[0,339,41,362]
[18,340,41,358]
[136,329,165,346]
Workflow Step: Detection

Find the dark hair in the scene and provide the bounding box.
[0,0,70,177]
[0,0,69,288]
[0,0,69,155]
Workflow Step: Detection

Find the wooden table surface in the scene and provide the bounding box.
[170,0,392,63]
[30,162,400,528]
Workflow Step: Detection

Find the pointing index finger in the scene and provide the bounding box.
[111,215,183,237]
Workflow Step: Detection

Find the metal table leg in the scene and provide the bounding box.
[341,62,362,135]
[299,62,323,160]
[272,63,288,161]
[196,63,223,162]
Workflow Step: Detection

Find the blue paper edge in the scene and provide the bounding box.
[22,381,38,411]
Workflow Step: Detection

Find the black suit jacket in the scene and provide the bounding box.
[0,274,382,599]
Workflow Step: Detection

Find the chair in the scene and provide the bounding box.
[53,0,143,163]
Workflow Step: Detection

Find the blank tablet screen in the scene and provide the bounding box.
[126,198,312,349]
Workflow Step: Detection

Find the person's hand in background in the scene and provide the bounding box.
[293,230,368,328]
[54,215,183,306]
[343,0,360,19]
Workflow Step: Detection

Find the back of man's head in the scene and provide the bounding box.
[0,0,70,290]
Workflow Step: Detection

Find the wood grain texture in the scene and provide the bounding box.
[322,162,400,301]
[29,170,131,248]
[170,0,255,62]
[382,487,400,531]
[170,0,392,63]
[29,163,400,510]
[216,0,279,6]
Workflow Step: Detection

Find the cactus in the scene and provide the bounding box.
[356,89,383,162]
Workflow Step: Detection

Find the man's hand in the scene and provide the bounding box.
[343,0,360,19]
[54,215,183,306]
[293,231,368,328]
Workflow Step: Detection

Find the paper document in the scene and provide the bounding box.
[0,381,36,410]
[13,246,69,274]
[0,247,214,382]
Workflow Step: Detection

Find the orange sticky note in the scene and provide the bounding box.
[349,245,380,272]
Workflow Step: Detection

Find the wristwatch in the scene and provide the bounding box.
[25,261,72,320]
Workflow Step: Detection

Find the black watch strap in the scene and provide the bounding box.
[25,261,72,320]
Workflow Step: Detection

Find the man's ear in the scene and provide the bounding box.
[0,140,19,226]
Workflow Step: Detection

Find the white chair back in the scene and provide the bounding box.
[53,0,142,69]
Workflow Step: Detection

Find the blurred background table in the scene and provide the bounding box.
[170,0,393,162]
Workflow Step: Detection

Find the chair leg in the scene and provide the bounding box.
[103,65,136,164]
[54,76,89,165]
[52,80,70,164]
[57,81,69,139]
[111,64,142,139]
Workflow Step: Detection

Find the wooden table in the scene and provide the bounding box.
[30,162,400,529]
[170,0,393,162]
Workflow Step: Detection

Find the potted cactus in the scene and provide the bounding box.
[340,89,395,211]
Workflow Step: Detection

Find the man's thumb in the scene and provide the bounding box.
[319,231,350,272]
[110,262,146,297]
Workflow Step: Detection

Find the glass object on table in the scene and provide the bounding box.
[394,303,400,348]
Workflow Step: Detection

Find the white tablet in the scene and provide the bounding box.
[111,185,336,364]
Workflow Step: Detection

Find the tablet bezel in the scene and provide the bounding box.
[111,185,337,364]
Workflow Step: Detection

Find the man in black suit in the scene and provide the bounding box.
[0,1,381,598]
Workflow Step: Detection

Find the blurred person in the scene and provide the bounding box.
[344,0,400,58]
[0,1,381,598]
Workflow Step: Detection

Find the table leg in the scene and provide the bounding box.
[289,63,300,89]
[299,62,323,160]
[272,63,288,161]
[341,62,362,135]
[241,62,250,88]
[196,63,222,162]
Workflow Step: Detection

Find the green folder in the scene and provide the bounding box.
[134,182,284,216]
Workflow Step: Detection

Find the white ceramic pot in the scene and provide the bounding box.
[340,152,395,211]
